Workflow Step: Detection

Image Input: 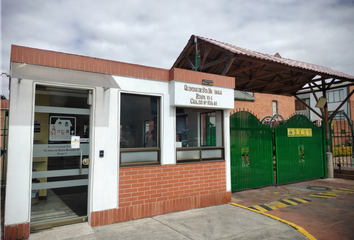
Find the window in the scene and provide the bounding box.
[295,99,307,111]
[327,89,344,103]
[272,101,277,116]
[176,107,224,162]
[120,93,160,166]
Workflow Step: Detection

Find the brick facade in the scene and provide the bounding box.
[349,86,354,122]
[233,93,295,120]
[10,45,234,89]
[4,222,30,240]
[6,45,233,239]
[1,99,9,195]
[90,162,231,227]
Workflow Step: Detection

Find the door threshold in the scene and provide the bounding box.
[30,216,88,232]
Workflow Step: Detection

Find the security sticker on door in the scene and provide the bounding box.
[49,116,76,141]
[71,136,80,149]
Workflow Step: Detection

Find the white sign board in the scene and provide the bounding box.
[170,81,234,109]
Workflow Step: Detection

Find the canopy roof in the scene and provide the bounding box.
[172,35,354,96]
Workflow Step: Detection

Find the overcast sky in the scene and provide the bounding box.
[1,0,354,98]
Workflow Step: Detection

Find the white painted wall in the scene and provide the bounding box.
[224,110,231,191]
[309,87,348,121]
[114,76,175,166]
[5,78,120,224]
[90,87,119,212]
[5,79,34,225]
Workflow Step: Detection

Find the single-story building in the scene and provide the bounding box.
[4,44,234,239]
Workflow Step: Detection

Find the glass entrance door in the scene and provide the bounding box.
[31,85,91,230]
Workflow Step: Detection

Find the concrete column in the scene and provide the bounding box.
[326,152,334,178]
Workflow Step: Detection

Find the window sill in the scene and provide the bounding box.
[120,162,161,168]
[176,159,225,165]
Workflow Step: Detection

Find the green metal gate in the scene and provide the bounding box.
[230,111,273,191]
[275,114,325,184]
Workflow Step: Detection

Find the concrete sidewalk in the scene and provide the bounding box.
[29,204,306,240]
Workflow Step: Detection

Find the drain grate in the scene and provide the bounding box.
[307,186,331,191]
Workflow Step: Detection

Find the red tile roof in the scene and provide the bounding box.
[195,35,354,81]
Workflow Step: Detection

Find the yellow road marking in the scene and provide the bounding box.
[263,203,279,210]
[230,203,317,240]
[282,199,298,205]
[309,194,331,198]
[252,205,268,213]
[292,198,308,203]
[271,201,288,209]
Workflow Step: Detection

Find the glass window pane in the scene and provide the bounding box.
[177,150,200,161]
[32,85,90,225]
[334,90,340,102]
[340,89,344,101]
[328,91,334,103]
[272,101,277,115]
[201,111,223,147]
[176,108,223,148]
[121,151,158,164]
[202,149,223,159]
[120,94,159,148]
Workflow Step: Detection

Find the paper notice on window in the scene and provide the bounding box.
[71,136,80,149]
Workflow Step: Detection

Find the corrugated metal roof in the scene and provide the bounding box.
[195,35,354,81]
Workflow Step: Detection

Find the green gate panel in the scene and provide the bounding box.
[230,111,273,191]
[275,115,324,184]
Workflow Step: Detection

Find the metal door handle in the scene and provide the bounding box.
[83,158,90,165]
[80,150,83,175]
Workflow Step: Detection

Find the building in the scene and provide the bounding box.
[4,45,234,239]
[5,35,354,240]
[295,82,351,121]
[234,91,295,120]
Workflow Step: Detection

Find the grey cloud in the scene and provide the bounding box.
[1,0,354,98]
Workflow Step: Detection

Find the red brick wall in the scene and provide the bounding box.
[90,162,231,227]
[10,45,234,89]
[4,222,29,240]
[170,68,235,88]
[1,99,9,191]
[349,86,354,122]
[233,93,295,120]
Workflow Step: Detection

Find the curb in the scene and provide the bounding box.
[230,202,316,240]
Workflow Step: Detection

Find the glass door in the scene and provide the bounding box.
[31,85,91,231]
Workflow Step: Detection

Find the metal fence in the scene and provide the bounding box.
[330,111,354,169]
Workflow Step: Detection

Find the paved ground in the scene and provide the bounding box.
[232,178,354,240]
[28,178,354,240]
[29,204,305,240]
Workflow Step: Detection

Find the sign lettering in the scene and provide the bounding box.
[184,84,222,106]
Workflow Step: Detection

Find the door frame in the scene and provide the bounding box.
[29,82,95,231]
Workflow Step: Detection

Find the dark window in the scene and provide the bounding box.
[120,93,160,166]
[295,100,307,111]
